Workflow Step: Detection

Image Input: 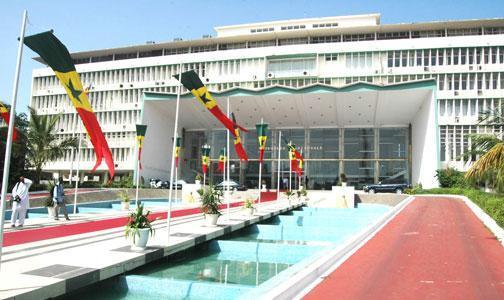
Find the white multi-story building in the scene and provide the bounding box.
[30,13,504,189]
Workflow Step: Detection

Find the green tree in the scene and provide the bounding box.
[0,108,29,188]
[26,107,78,184]
[464,103,504,192]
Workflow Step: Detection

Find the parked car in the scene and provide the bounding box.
[363,182,411,194]
[171,180,187,189]
[149,179,169,189]
[215,180,248,191]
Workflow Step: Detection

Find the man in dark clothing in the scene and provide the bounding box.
[53,178,70,221]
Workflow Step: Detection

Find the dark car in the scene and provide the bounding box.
[363,182,411,194]
[215,180,248,191]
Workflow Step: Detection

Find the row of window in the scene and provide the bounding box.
[438,72,504,91]
[438,98,503,118]
[50,110,140,133]
[440,125,503,161]
[54,147,132,163]
[387,47,504,68]
[71,26,504,65]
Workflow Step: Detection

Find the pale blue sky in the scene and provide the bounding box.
[0,0,503,113]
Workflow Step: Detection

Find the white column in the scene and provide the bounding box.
[276,131,281,201]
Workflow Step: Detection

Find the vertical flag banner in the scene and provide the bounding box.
[288,142,299,174]
[298,155,304,176]
[24,31,115,179]
[231,113,248,161]
[136,124,147,169]
[256,123,268,163]
[0,101,17,141]
[174,70,247,136]
[217,148,226,173]
[174,137,182,168]
[201,145,211,174]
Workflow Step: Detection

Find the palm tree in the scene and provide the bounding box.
[26,107,78,183]
[464,103,504,192]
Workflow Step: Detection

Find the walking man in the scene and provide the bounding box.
[11,176,33,228]
[53,178,70,221]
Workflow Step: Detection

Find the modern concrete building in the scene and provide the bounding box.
[29,13,504,189]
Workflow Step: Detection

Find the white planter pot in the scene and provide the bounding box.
[47,206,56,218]
[261,184,267,191]
[132,228,151,249]
[121,202,130,210]
[342,182,347,187]
[205,214,219,226]
[195,180,201,185]
[246,208,254,216]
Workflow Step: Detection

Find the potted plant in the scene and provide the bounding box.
[195,173,202,185]
[285,190,295,205]
[119,189,130,210]
[296,187,308,202]
[125,204,155,249]
[340,173,348,187]
[198,186,222,226]
[243,199,255,215]
[261,180,267,191]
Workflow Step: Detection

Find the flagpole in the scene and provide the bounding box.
[289,141,292,192]
[73,131,83,214]
[0,10,27,270]
[226,97,230,220]
[276,131,281,201]
[167,63,183,242]
[134,143,141,207]
[257,118,263,208]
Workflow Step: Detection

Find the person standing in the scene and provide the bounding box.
[53,178,70,221]
[11,176,33,228]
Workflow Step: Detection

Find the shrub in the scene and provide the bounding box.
[435,168,467,188]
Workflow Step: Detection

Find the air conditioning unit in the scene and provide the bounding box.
[205,78,210,82]
[477,90,483,95]
[303,71,308,76]
[267,73,274,78]
[424,66,429,72]
[374,70,379,74]
[455,117,460,123]
[253,75,257,80]
[478,66,482,70]
[469,66,473,70]
[454,91,459,96]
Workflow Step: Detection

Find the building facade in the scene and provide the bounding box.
[29,13,504,189]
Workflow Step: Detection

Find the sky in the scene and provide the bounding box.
[0,0,503,114]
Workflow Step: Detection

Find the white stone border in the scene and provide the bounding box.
[257,196,415,300]
[418,194,503,246]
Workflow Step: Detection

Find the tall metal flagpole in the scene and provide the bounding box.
[134,139,141,207]
[73,131,83,214]
[0,10,27,270]
[257,118,263,207]
[289,141,292,192]
[276,131,281,201]
[167,63,183,242]
[226,97,230,220]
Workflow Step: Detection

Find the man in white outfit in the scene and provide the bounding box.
[11,176,33,228]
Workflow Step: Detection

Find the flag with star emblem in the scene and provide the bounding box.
[0,101,17,141]
[256,123,268,163]
[217,148,226,173]
[136,124,147,169]
[174,137,182,168]
[174,70,247,137]
[286,142,304,176]
[24,31,115,179]
[231,113,248,161]
[201,145,211,174]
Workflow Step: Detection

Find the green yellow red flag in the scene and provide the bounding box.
[24,31,115,179]
[217,148,226,173]
[136,124,147,169]
[174,137,182,168]
[201,145,211,174]
[256,123,268,163]
[174,70,247,136]
[0,101,17,141]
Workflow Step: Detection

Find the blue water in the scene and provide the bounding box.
[62,203,391,300]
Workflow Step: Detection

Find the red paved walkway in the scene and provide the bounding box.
[4,192,277,247]
[305,197,504,300]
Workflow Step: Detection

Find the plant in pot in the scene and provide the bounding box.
[119,189,130,210]
[296,187,308,202]
[195,173,202,185]
[243,198,255,216]
[340,173,348,187]
[125,204,155,249]
[198,186,222,226]
[284,190,295,205]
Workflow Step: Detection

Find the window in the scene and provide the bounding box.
[311,35,341,43]
[342,33,374,42]
[447,28,482,36]
[278,38,308,46]
[411,30,445,38]
[267,57,316,77]
[325,53,338,61]
[377,31,409,40]
[344,128,375,159]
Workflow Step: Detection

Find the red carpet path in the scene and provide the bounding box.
[305,197,504,300]
[4,192,277,247]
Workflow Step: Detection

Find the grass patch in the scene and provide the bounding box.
[410,187,504,228]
